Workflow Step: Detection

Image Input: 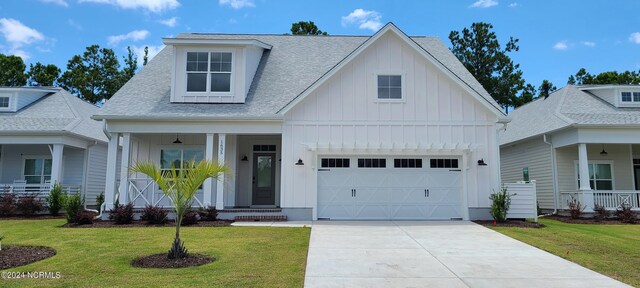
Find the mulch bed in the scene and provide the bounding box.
[545,215,637,225]
[473,219,545,228]
[63,220,233,228]
[0,246,56,270]
[131,253,213,268]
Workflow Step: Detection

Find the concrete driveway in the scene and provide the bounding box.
[304,221,630,288]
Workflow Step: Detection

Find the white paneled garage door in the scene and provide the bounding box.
[317,157,463,220]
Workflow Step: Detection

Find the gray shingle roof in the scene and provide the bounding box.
[0,88,107,142]
[500,85,640,145]
[95,30,502,119]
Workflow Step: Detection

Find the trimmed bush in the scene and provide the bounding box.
[593,204,609,221]
[96,192,105,213]
[108,203,134,224]
[615,204,637,224]
[65,194,85,223]
[75,211,94,225]
[16,194,44,215]
[181,210,199,226]
[45,184,66,215]
[489,187,514,222]
[140,205,168,225]
[0,193,16,216]
[567,196,585,219]
[197,206,218,221]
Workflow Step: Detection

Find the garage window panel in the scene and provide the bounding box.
[430,158,459,168]
[321,158,350,168]
[357,158,386,168]
[394,158,423,168]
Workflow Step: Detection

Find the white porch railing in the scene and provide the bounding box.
[127,178,205,208]
[0,183,82,199]
[560,191,640,210]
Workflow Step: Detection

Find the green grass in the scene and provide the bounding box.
[489,218,640,287]
[0,219,310,288]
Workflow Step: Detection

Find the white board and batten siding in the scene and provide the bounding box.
[281,32,502,219]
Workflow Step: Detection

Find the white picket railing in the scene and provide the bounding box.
[560,191,640,210]
[127,178,204,208]
[0,183,81,195]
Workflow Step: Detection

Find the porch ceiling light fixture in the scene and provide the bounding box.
[295,158,304,165]
[600,145,608,157]
[172,134,182,144]
[477,158,487,166]
[241,155,248,161]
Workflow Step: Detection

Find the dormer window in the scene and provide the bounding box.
[0,96,9,108]
[621,91,640,103]
[185,51,232,93]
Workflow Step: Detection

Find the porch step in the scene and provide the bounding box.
[234,215,288,222]
[220,208,282,213]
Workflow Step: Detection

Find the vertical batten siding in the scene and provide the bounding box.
[500,138,555,209]
[85,144,108,205]
[281,32,500,211]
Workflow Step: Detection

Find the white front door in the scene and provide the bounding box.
[317,156,463,220]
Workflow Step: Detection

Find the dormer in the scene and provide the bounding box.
[580,85,640,108]
[0,87,57,113]
[163,36,271,104]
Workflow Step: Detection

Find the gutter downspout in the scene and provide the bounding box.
[102,119,111,140]
[92,120,111,219]
[543,134,559,215]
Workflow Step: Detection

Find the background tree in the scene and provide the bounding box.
[26,62,61,86]
[537,79,557,99]
[119,46,138,84]
[143,46,149,66]
[449,22,532,113]
[514,83,536,108]
[0,53,27,86]
[59,45,122,104]
[290,21,328,35]
[567,68,640,85]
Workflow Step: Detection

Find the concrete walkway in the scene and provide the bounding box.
[304,221,631,288]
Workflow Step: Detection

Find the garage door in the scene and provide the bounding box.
[317,157,463,220]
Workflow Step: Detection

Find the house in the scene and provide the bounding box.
[0,87,109,206]
[500,85,640,213]
[94,23,509,221]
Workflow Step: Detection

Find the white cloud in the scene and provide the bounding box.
[341,8,383,32]
[108,29,150,46]
[508,2,519,7]
[0,18,45,59]
[39,0,69,7]
[77,0,180,13]
[582,41,595,47]
[68,19,83,30]
[629,32,640,44]
[219,0,254,9]
[470,0,498,8]
[228,18,238,24]
[159,17,177,27]
[132,45,164,66]
[553,40,569,51]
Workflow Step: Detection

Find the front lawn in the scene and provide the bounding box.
[489,218,640,287]
[0,219,310,287]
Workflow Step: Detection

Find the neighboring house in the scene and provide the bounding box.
[94,23,509,221]
[0,87,109,206]
[500,85,640,213]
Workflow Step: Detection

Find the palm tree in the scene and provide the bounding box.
[130,160,228,259]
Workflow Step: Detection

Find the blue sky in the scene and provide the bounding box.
[0,0,639,88]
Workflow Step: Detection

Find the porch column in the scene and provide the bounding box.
[203,133,215,207]
[118,133,131,205]
[578,143,595,211]
[216,133,226,210]
[50,144,64,186]
[104,133,119,210]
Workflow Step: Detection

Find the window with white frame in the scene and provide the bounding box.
[160,149,204,175]
[23,158,52,184]
[576,162,613,190]
[377,75,402,100]
[186,52,232,93]
[620,91,640,103]
[0,97,9,108]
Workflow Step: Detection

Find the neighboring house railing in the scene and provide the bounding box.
[504,181,538,221]
[0,183,81,200]
[127,178,204,208]
[560,191,640,210]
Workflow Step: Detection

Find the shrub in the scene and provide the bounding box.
[16,194,44,215]
[108,203,134,224]
[593,204,609,221]
[181,210,199,226]
[197,206,218,221]
[567,196,585,219]
[489,187,514,222]
[140,205,168,225]
[0,193,16,216]
[45,184,66,215]
[615,204,637,224]
[74,211,94,225]
[96,192,105,213]
[65,193,85,223]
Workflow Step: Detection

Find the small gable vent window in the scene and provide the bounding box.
[377,75,402,100]
[0,97,9,108]
[186,52,232,93]
[621,91,640,103]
